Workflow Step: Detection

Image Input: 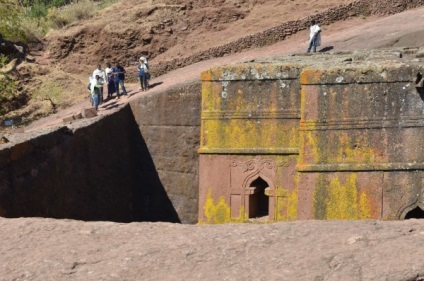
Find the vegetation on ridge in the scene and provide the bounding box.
[0,0,118,121]
[0,0,118,42]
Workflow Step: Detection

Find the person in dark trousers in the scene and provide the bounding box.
[104,62,116,99]
[92,64,105,103]
[90,75,102,110]
[137,57,149,91]
[112,62,127,99]
[139,56,150,88]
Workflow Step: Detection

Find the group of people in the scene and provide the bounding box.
[88,56,150,110]
[87,22,320,111]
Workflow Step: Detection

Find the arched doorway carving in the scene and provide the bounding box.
[230,156,277,220]
[247,177,270,218]
[243,170,275,220]
[399,203,424,220]
[405,206,424,219]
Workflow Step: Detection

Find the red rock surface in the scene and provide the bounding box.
[0,217,423,280]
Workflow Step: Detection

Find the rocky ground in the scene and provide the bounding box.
[0,217,423,280]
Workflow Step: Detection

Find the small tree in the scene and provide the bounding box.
[32,81,63,112]
[0,0,26,42]
[0,54,16,99]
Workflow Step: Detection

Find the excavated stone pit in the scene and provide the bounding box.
[1,48,424,224]
[0,83,201,224]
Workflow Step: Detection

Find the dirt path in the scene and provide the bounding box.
[24,7,424,132]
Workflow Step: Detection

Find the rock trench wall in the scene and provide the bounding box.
[3,49,424,225]
[0,83,201,224]
[129,83,201,223]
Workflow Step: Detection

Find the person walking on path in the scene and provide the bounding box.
[112,62,128,99]
[307,20,321,53]
[104,63,115,99]
[92,64,105,103]
[90,75,103,110]
[139,56,151,89]
[137,57,149,91]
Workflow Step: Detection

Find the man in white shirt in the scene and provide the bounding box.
[104,63,115,99]
[89,75,103,110]
[92,64,105,103]
[307,20,321,53]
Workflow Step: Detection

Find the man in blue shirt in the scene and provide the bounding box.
[112,62,128,98]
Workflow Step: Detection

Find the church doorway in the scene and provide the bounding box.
[248,177,269,218]
[404,206,424,219]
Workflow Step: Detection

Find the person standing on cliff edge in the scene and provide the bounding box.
[307,20,321,53]
[92,64,105,103]
[112,62,128,99]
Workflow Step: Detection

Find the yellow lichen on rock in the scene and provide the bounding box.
[300,69,322,85]
[275,187,298,221]
[202,189,246,224]
[335,133,376,164]
[324,174,371,219]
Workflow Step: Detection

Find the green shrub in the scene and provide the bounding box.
[32,80,64,112]
[0,55,16,98]
[20,17,49,42]
[0,0,27,42]
[47,0,96,29]
[21,0,73,18]
[20,0,119,39]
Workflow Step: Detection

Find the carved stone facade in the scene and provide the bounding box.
[230,157,277,219]
[199,50,424,222]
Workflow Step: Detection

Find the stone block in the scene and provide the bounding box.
[415,48,424,58]
[62,115,74,123]
[81,108,98,118]
[62,113,83,124]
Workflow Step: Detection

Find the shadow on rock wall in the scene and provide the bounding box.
[0,105,180,223]
[126,107,181,223]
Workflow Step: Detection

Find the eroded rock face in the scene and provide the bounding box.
[45,0,252,76]
[0,217,423,280]
[44,0,424,77]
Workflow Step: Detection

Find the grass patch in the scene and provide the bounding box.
[21,0,120,41]
[32,81,64,112]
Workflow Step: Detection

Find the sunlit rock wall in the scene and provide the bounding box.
[130,83,201,223]
[199,50,424,223]
[198,64,302,223]
[299,63,424,220]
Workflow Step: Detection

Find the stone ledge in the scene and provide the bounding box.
[296,162,424,172]
[198,147,299,155]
